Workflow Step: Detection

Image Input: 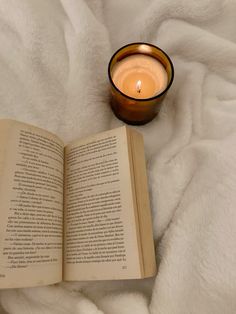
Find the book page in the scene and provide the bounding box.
[128,129,157,277]
[64,127,142,280]
[0,120,64,289]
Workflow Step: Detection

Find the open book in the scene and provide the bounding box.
[0,119,156,289]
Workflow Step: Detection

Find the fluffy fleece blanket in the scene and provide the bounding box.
[0,0,236,313]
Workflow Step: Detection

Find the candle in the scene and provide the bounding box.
[112,55,168,99]
[108,43,174,125]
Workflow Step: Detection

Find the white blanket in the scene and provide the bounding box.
[0,0,236,313]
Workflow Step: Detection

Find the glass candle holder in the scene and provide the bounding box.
[108,43,174,125]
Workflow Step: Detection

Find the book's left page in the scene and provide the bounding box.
[0,120,64,289]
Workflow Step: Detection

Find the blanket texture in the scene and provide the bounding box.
[0,0,236,313]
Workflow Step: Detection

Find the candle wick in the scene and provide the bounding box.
[136,80,142,93]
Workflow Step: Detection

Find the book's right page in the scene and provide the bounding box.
[64,127,143,280]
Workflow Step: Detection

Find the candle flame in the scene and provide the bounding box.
[136,80,142,93]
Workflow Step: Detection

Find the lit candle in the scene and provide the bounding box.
[112,54,168,99]
[108,43,174,125]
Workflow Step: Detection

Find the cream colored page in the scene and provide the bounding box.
[0,120,64,289]
[64,127,141,280]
